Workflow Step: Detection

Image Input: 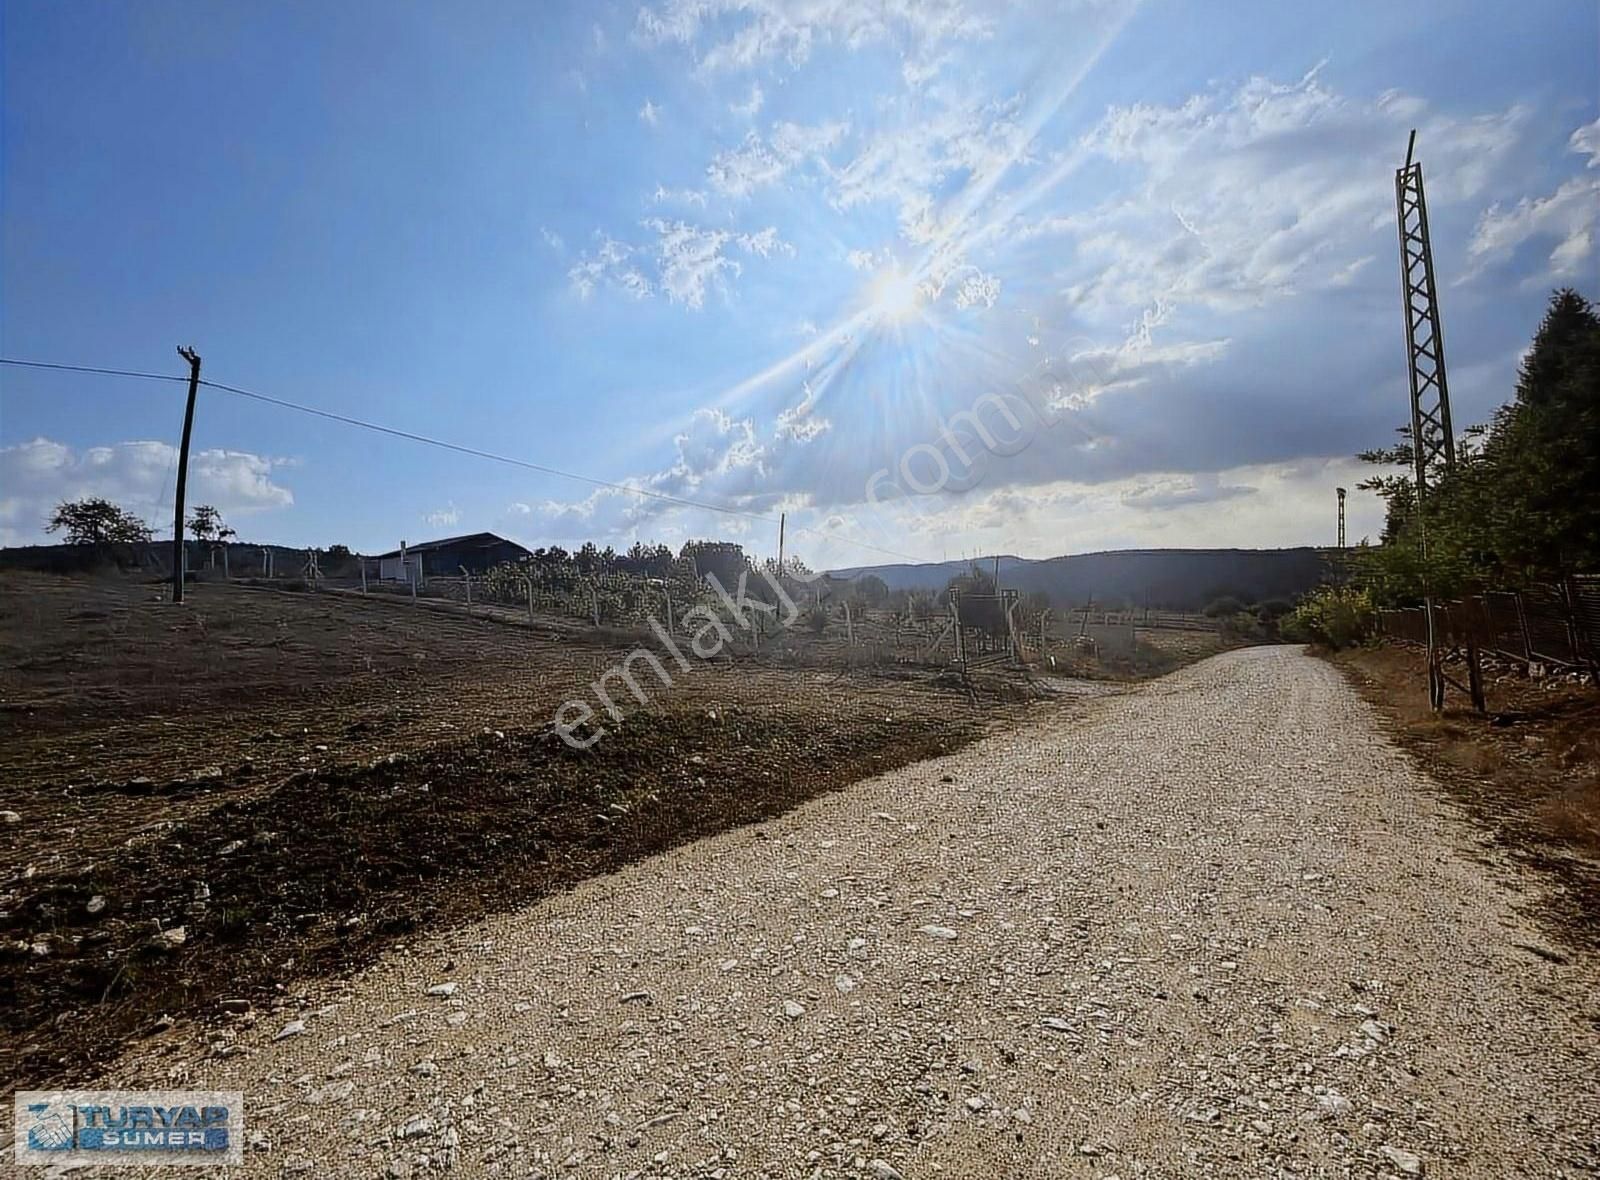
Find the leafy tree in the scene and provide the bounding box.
[187,504,236,544]
[45,497,153,544]
[850,573,890,605]
[1202,595,1246,618]
[1353,288,1598,603]
[1280,586,1375,650]
[946,562,996,597]
[680,539,749,587]
[1254,598,1293,621]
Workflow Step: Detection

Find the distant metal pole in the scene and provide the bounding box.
[777,512,786,580]
[171,347,201,603]
[1336,487,1347,550]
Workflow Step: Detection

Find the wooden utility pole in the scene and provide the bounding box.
[172,346,201,603]
[777,512,786,579]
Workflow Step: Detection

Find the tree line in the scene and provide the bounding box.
[1287,287,1598,647]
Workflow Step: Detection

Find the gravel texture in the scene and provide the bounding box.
[73,647,1600,1176]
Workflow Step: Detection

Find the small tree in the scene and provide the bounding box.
[1202,595,1246,618]
[187,504,236,544]
[1280,586,1376,650]
[46,498,153,544]
[851,573,889,606]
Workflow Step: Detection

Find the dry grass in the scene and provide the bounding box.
[1331,643,1600,949]
[1538,779,1600,851]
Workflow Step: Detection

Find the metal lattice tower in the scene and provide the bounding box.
[1395,131,1457,494]
[1336,487,1347,550]
[1394,131,1483,712]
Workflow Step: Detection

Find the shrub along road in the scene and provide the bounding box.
[73,647,1599,1177]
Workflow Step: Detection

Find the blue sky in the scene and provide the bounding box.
[2,0,1596,567]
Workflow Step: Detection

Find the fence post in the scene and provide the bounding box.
[590,583,600,627]
[361,559,368,594]
[1514,591,1534,666]
[844,600,854,647]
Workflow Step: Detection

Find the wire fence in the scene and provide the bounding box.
[1375,574,1600,680]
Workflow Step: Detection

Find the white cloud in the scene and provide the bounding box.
[0,437,294,545]
[572,220,791,308]
[706,120,848,198]
[730,82,764,118]
[540,225,565,253]
[649,220,747,308]
[1119,472,1254,511]
[634,0,989,79]
[652,183,709,207]
[952,270,1001,310]
[424,503,461,529]
[1464,118,1600,283]
[1049,69,1530,319]
[830,92,1029,243]
[1572,116,1600,168]
[639,98,662,127]
[569,233,653,300]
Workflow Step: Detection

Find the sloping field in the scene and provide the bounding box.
[0,572,1043,1086]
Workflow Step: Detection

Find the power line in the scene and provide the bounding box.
[1,354,924,564]
[199,378,923,563]
[0,357,189,383]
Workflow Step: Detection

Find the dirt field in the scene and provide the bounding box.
[2,570,1141,1088]
[1332,643,1600,952]
[85,647,1600,1178]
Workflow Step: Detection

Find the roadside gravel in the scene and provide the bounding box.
[70,647,1600,1176]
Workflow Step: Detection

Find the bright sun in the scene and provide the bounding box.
[866,265,922,322]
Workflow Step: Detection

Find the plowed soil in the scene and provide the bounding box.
[0,572,1039,1087]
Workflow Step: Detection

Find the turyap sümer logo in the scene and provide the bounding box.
[15,1091,244,1167]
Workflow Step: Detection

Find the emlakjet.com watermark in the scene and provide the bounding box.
[554,564,818,748]
[14,1091,245,1167]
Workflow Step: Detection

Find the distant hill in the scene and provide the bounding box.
[829,548,1330,611]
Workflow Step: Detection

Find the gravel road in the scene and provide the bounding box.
[78,647,1600,1177]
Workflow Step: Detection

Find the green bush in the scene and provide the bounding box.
[1280,586,1375,650]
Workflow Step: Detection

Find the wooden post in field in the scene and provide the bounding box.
[590,583,600,627]
[360,559,368,593]
[524,574,535,625]
[844,600,854,647]
[461,566,472,606]
[171,346,201,603]
[222,546,229,579]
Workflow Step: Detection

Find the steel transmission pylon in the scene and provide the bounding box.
[1394,130,1484,712]
[1336,487,1346,551]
